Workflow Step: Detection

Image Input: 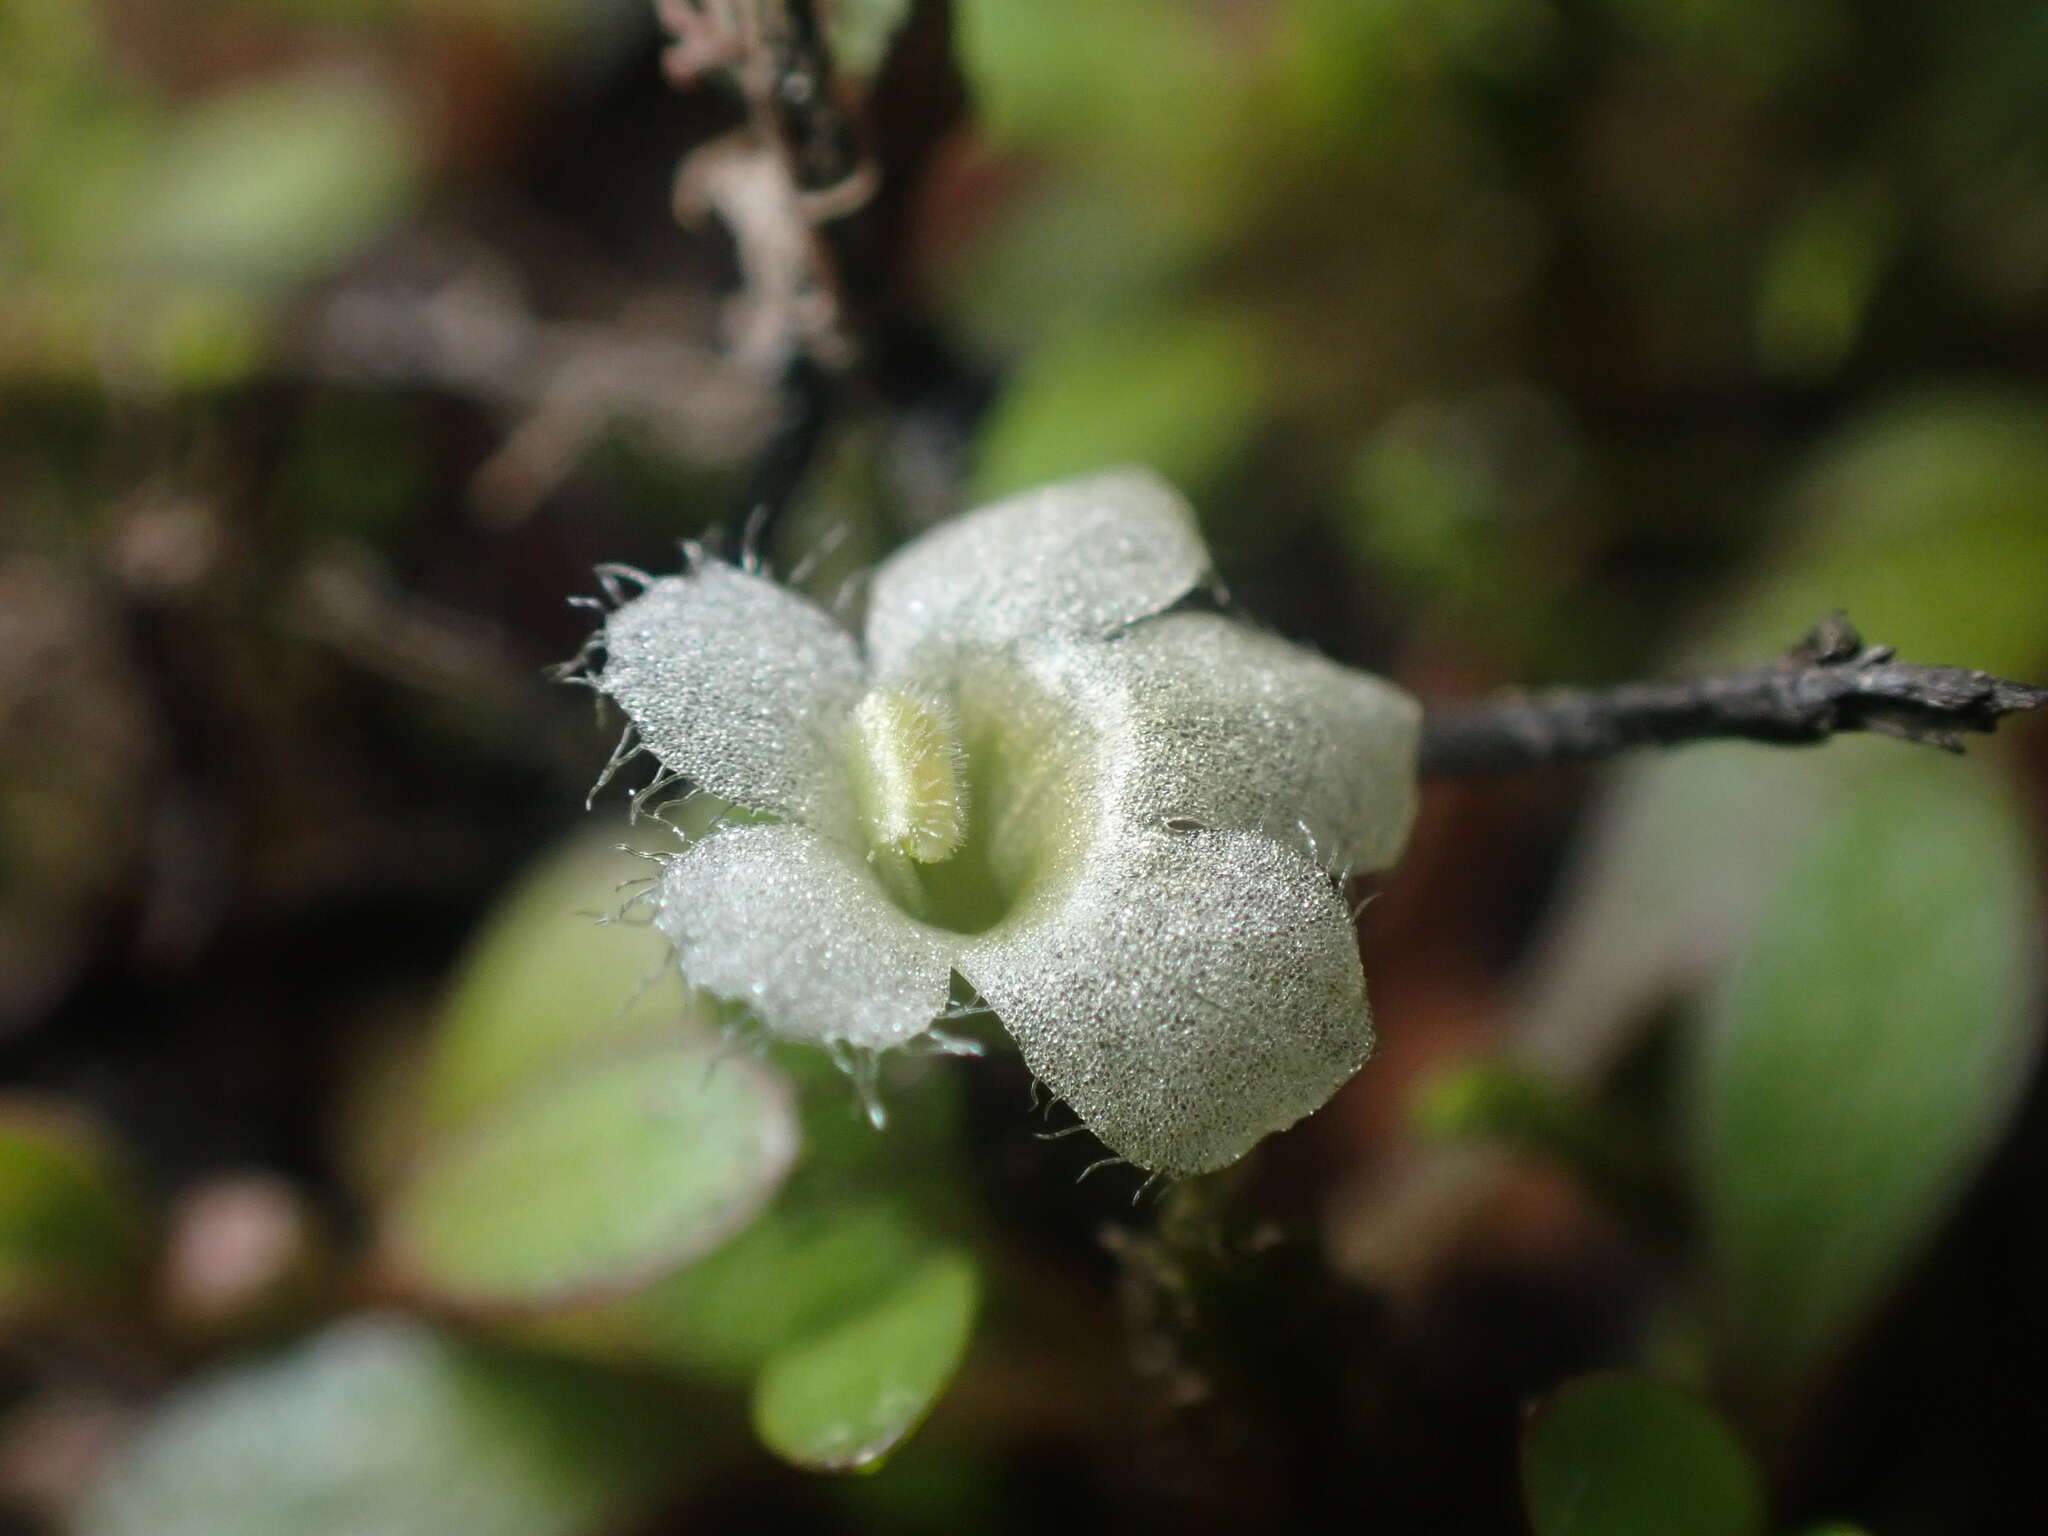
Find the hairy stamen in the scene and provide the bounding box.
[849,687,970,864]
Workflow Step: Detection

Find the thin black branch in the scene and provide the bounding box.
[771,0,865,194]
[658,0,985,550]
[1418,613,2048,778]
[732,352,833,567]
[658,0,876,551]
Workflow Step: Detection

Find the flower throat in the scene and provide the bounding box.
[845,674,1083,936]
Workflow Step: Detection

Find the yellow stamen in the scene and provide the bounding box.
[850,687,969,863]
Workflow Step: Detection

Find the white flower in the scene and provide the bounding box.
[588,469,1421,1175]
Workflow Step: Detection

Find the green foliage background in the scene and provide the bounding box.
[1,0,2044,1531]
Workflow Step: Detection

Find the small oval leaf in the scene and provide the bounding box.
[1690,758,2041,1396]
[1522,1373,1765,1536]
[631,1200,939,1383]
[417,837,702,1135]
[752,1248,979,1471]
[384,1041,797,1310]
[511,1047,971,1383]
[81,1316,685,1536]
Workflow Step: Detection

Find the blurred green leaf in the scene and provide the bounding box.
[532,1044,970,1381]
[1919,3,2048,313]
[1345,386,1577,642]
[956,0,1242,177]
[1720,394,2048,672]
[835,1437,1005,1533]
[273,392,430,538]
[416,836,703,1135]
[81,1316,688,1536]
[1597,0,1848,93]
[626,1199,938,1383]
[0,0,151,275]
[1414,1062,1669,1229]
[950,181,1201,357]
[969,311,1266,501]
[1755,176,1898,380]
[1521,1372,1765,1536]
[384,1039,798,1310]
[752,1248,979,1472]
[0,1098,145,1317]
[1690,756,2040,1397]
[139,288,268,387]
[1353,399,1508,585]
[829,0,915,75]
[122,73,417,291]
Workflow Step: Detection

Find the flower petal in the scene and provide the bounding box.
[653,823,960,1051]
[865,468,1211,675]
[1094,612,1422,877]
[600,562,864,824]
[963,825,1372,1174]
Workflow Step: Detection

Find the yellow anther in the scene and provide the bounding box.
[850,687,969,863]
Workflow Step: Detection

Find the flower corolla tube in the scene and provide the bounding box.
[581,469,1421,1175]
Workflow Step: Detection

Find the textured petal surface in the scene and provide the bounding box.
[653,823,960,1051]
[1054,612,1422,877]
[963,825,1372,1174]
[865,468,1210,675]
[600,563,865,824]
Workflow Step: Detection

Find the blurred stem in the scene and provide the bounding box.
[1418,614,2046,777]
[730,354,833,566]
[1154,1161,1257,1259]
[1414,1063,1679,1240]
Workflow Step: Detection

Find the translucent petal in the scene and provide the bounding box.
[963,825,1372,1174]
[599,562,865,824]
[1020,615,1422,877]
[865,468,1211,675]
[652,823,961,1051]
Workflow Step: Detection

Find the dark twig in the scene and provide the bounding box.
[1417,613,2048,777]
[657,0,876,550]
[771,0,865,194]
[658,0,986,548]
[732,352,834,567]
